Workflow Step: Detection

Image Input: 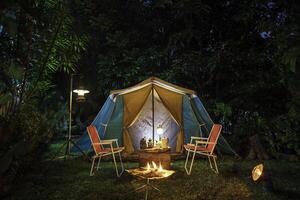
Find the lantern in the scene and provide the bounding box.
[252,164,263,181]
[251,163,274,192]
[73,86,90,103]
[157,124,164,141]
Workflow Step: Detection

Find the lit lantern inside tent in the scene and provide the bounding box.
[73,87,90,103]
[157,124,164,140]
[252,164,264,181]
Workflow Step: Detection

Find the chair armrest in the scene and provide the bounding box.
[196,141,215,145]
[190,136,208,143]
[101,139,120,148]
[191,136,208,140]
[102,139,118,143]
[93,141,113,145]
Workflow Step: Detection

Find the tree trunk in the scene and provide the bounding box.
[247,134,270,160]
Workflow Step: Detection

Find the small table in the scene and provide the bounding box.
[126,167,175,200]
[139,147,171,169]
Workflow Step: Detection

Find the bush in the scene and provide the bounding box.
[265,115,300,156]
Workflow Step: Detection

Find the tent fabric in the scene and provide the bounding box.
[91,95,116,139]
[182,96,201,143]
[123,85,152,153]
[153,85,183,125]
[73,77,237,156]
[128,90,179,152]
[152,85,184,152]
[104,95,123,145]
[190,96,238,155]
[190,96,213,136]
[110,77,196,96]
[72,95,115,151]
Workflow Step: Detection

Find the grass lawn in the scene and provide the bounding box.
[10,155,300,200]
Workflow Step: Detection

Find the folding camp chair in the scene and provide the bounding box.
[184,124,222,175]
[87,125,125,177]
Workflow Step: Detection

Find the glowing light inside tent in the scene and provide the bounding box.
[157,124,164,135]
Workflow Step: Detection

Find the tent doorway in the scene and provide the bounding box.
[128,89,179,152]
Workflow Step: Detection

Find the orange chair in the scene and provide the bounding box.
[87,125,124,177]
[184,124,222,175]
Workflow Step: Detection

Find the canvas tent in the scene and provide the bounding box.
[74,77,237,155]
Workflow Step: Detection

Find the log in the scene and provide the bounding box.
[247,134,270,160]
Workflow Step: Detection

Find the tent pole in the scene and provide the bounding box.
[152,84,154,142]
[67,74,73,156]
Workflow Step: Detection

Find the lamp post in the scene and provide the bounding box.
[51,74,91,161]
[66,74,89,156]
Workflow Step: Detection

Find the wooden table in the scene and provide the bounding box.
[138,147,171,169]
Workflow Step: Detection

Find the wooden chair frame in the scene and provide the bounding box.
[184,124,222,175]
[87,126,124,177]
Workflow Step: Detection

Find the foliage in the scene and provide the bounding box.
[0,0,299,188]
[0,0,299,197]
[265,115,300,156]
[73,0,300,155]
[0,0,87,116]
[0,0,87,190]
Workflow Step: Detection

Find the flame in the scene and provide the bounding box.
[152,161,157,169]
[145,161,165,173]
[146,162,150,171]
[158,163,163,172]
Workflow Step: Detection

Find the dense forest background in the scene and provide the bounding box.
[0,0,299,191]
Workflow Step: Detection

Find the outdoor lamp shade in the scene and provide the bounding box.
[252,164,264,181]
[73,88,90,96]
[73,87,89,103]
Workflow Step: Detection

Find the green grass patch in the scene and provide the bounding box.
[11,156,300,200]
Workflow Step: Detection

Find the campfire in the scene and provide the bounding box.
[126,161,175,200]
[127,161,175,179]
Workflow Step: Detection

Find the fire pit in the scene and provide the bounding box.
[126,161,175,200]
[139,147,171,169]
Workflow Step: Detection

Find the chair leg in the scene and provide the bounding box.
[96,155,102,171]
[184,150,190,174]
[112,152,123,177]
[118,152,124,175]
[212,156,219,174]
[207,155,219,174]
[208,156,213,169]
[90,157,96,176]
[184,150,196,175]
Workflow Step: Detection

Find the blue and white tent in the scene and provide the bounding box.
[74,77,236,155]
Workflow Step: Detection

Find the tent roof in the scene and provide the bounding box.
[110,77,196,96]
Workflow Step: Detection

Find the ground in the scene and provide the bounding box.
[10,153,300,200]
